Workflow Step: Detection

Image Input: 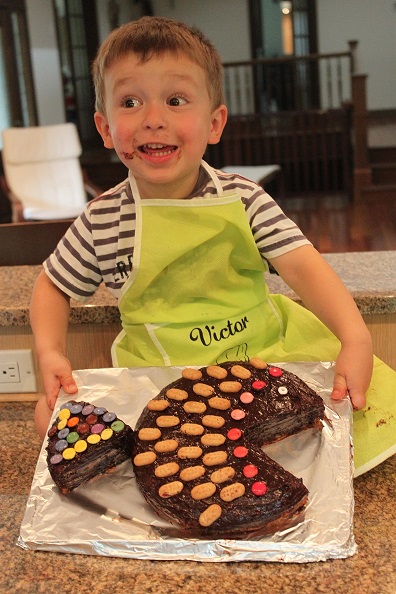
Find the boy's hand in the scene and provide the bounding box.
[331,341,373,410]
[39,351,78,410]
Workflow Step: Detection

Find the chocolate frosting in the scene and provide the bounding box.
[133,359,324,538]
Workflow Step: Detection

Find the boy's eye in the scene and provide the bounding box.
[168,96,188,106]
[123,97,141,108]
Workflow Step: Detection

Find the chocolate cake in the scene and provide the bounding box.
[132,358,325,538]
[46,401,133,493]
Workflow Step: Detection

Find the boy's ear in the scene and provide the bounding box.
[94,111,115,149]
[208,104,228,145]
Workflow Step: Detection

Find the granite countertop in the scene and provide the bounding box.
[1,251,395,327]
[1,401,395,594]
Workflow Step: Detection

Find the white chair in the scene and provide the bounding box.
[1,123,100,221]
[222,164,282,189]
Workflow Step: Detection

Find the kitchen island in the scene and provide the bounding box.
[0,251,395,592]
[1,251,395,400]
[0,401,394,594]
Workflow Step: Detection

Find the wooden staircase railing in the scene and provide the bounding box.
[207,42,372,200]
[351,74,372,200]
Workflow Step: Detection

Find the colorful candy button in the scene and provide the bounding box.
[70,403,82,415]
[58,408,71,421]
[252,380,267,390]
[87,433,101,445]
[60,402,73,411]
[251,481,267,496]
[240,391,254,404]
[103,412,117,423]
[55,439,68,452]
[85,414,98,425]
[231,409,246,421]
[269,367,283,377]
[66,431,79,444]
[74,439,87,453]
[48,425,57,438]
[233,446,249,458]
[58,428,70,439]
[57,419,67,430]
[93,407,106,416]
[50,453,63,465]
[278,386,288,395]
[91,423,105,434]
[62,447,76,460]
[111,420,125,432]
[227,428,242,441]
[101,428,113,441]
[82,404,95,416]
[67,416,79,428]
[243,464,258,478]
[76,423,89,435]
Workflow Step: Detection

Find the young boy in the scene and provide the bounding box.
[31,16,374,440]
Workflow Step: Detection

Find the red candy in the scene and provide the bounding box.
[251,481,267,496]
[243,464,258,478]
[227,428,242,441]
[76,422,90,435]
[48,425,57,438]
[252,380,267,390]
[233,446,248,458]
[85,414,98,425]
[269,366,283,377]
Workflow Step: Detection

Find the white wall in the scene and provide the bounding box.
[151,0,251,62]
[96,0,251,62]
[26,0,65,125]
[317,0,396,110]
[95,0,142,42]
[25,0,396,123]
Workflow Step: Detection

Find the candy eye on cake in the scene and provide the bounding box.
[132,357,325,539]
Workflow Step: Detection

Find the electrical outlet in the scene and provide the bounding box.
[0,349,37,393]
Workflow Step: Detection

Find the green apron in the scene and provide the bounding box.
[112,162,396,475]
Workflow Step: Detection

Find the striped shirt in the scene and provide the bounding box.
[44,164,310,302]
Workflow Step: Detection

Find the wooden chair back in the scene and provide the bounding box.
[0,219,72,266]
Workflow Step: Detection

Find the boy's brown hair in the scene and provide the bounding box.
[92,16,224,115]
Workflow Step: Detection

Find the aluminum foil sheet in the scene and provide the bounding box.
[18,362,356,562]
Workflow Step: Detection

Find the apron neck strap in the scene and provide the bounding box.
[200,160,224,196]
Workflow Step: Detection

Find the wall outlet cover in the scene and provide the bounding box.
[0,349,37,393]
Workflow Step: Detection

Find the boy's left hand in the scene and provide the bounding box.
[331,342,373,410]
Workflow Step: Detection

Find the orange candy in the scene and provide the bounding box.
[67,416,79,428]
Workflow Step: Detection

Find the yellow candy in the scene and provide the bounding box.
[58,408,71,421]
[57,419,67,430]
[62,447,76,460]
[74,440,87,453]
[101,428,113,441]
[87,433,101,445]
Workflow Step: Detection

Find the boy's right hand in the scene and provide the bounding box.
[39,351,78,410]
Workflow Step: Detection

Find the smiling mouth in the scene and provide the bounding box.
[138,143,177,157]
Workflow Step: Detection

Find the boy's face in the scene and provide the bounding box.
[94,52,227,199]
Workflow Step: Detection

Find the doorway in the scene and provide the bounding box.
[53,0,100,148]
[249,0,319,111]
[0,1,37,142]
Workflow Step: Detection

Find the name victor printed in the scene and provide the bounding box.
[189,316,249,346]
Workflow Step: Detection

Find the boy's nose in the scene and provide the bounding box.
[143,103,166,129]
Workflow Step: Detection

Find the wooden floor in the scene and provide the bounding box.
[278,193,396,253]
